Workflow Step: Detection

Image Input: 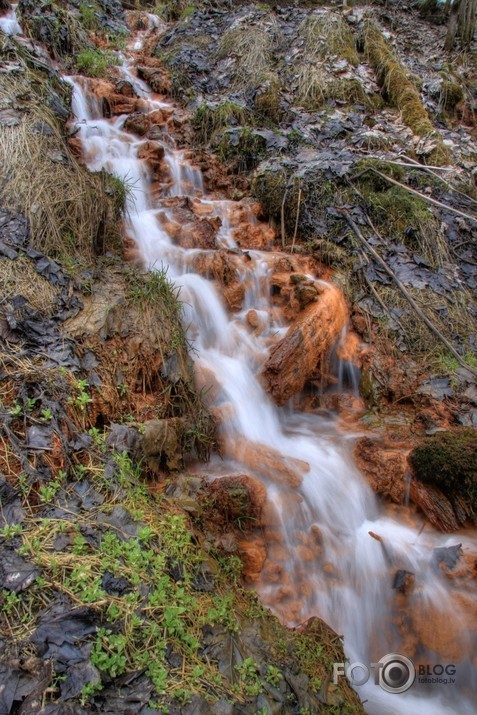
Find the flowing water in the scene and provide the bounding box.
[0,3,22,36]
[5,4,477,712]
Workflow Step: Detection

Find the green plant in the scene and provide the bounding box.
[0,524,23,539]
[79,2,99,32]
[265,664,282,687]
[235,657,262,697]
[80,679,103,706]
[1,590,21,616]
[68,378,92,411]
[38,480,62,503]
[9,401,22,417]
[75,48,120,78]
[91,629,128,678]
[40,407,53,422]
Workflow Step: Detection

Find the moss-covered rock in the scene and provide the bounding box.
[364,21,450,166]
[440,80,465,111]
[409,429,477,518]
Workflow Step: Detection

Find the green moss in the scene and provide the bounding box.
[254,71,282,122]
[251,164,288,219]
[410,429,477,516]
[440,80,464,110]
[217,126,267,172]
[364,21,450,165]
[192,101,253,145]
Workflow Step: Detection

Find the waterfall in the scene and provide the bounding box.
[0,3,22,36]
[63,25,477,715]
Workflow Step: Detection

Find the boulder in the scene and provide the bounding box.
[141,417,186,472]
[409,481,461,532]
[354,437,407,503]
[206,474,266,528]
[260,283,348,404]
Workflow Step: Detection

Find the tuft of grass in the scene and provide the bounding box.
[0,116,123,258]
[79,2,100,32]
[295,63,327,109]
[192,100,252,145]
[75,47,121,78]
[301,12,359,65]
[217,17,282,85]
[0,256,59,315]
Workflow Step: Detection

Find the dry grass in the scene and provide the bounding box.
[301,12,359,65]
[295,63,327,109]
[0,257,59,314]
[217,16,282,84]
[0,113,121,259]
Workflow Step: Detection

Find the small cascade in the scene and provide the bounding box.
[0,3,22,36]
[64,19,477,715]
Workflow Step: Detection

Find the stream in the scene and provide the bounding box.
[2,7,477,714]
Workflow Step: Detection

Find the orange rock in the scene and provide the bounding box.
[260,283,348,404]
[233,223,275,250]
[295,545,317,562]
[410,598,468,661]
[123,112,150,136]
[354,437,408,503]
[190,251,244,310]
[224,437,308,488]
[238,537,267,583]
[206,474,267,527]
[409,481,461,532]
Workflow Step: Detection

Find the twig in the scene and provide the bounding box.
[342,212,477,377]
[351,167,477,224]
[280,187,288,248]
[291,186,302,254]
[362,271,410,340]
[373,157,454,172]
[400,155,477,209]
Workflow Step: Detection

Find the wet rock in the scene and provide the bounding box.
[238,536,267,583]
[260,283,348,404]
[141,417,186,472]
[30,598,96,672]
[433,544,463,571]
[0,657,52,715]
[225,438,308,489]
[123,111,150,136]
[409,480,461,532]
[0,477,25,527]
[409,429,477,527]
[354,437,407,503]
[410,598,468,662]
[137,65,171,94]
[190,250,245,311]
[105,423,141,456]
[102,572,132,596]
[393,569,415,595]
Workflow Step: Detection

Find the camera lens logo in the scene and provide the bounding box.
[378,653,416,693]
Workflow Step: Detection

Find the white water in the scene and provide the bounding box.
[0,4,21,36]
[65,23,477,715]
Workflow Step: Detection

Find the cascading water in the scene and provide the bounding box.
[60,18,477,715]
[0,3,22,36]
